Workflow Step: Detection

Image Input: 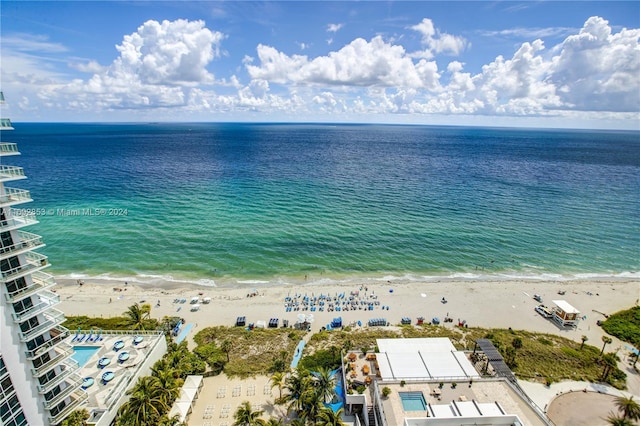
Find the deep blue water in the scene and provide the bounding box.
[5,123,639,286]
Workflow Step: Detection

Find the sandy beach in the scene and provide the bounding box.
[56,276,639,348]
[55,276,640,424]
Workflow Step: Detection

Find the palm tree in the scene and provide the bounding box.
[61,409,89,426]
[284,368,312,415]
[580,335,588,350]
[152,366,183,407]
[265,419,284,426]
[270,371,287,401]
[614,395,640,420]
[221,339,232,362]
[118,376,169,425]
[124,303,152,330]
[601,353,618,381]
[298,387,324,423]
[312,368,337,404]
[600,336,613,358]
[605,413,633,426]
[316,407,345,426]
[233,401,266,426]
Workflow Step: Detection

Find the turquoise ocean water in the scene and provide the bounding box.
[8,123,639,287]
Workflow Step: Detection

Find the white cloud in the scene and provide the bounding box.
[2,33,68,53]
[34,19,225,111]
[549,16,640,112]
[2,15,637,127]
[480,26,577,40]
[70,60,106,73]
[410,18,469,56]
[327,23,343,33]
[246,36,441,90]
[113,19,224,86]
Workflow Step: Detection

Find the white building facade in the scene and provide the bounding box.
[0,91,86,425]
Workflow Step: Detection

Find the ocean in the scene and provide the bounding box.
[7,123,639,287]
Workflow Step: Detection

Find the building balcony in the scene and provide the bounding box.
[25,326,69,360]
[0,118,14,130]
[0,211,38,231]
[43,379,85,409]
[38,368,83,396]
[1,251,49,282]
[30,344,74,378]
[0,187,32,207]
[0,230,45,260]
[11,290,60,323]
[0,165,26,183]
[0,142,20,156]
[47,389,88,426]
[4,272,56,303]
[19,308,67,342]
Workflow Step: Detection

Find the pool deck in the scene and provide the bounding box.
[67,331,164,421]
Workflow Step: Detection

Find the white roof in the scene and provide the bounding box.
[456,401,480,416]
[552,300,580,314]
[376,338,479,380]
[178,387,198,402]
[430,403,457,417]
[184,375,203,390]
[168,401,191,422]
[476,402,505,416]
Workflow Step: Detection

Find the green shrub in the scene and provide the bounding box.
[601,306,640,347]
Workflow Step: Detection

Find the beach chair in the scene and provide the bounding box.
[263,384,272,395]
[232,385,241,397]
[203,404,214,419]
[217,386,226,398]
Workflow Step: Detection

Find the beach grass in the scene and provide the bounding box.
[303,325,626,389]
[601,306,640,348]
[193,326,306,378]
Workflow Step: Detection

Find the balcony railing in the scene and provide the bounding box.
[0,143,20,155]
[47,389,88,425]
[37,364,82,395]
[19,308,66,342]
[0,165,26,182]
[25,326,69,359]
[0,211,38,231]
[0,187,32,207]
[1,251,49,282]
[0,118,13,130]
[0,230,45,260]
[43,379,85,409]
[12,290,60,323]
[30,344,74,378]
[4,272,56,303]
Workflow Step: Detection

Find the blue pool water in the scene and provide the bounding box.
[72,346,100,367]
[400,392,427,411]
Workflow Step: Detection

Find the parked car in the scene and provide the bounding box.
[533,294,543,302]
[535,305,552,318]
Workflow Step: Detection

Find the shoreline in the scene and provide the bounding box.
[56,275,640,350]
[53,270,640,291]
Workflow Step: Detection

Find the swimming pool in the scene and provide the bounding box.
[400,392,427,411]
[72,346,100,367]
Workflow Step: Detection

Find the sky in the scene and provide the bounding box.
[1,1,639,129]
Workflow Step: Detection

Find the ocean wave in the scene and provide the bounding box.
[53,270,639,289]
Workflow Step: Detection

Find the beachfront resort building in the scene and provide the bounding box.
[0,92,168,426]
[0,91,86,425]
[345,337,550,426]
